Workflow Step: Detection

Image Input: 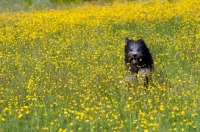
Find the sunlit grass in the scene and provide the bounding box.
[1,0,200,131]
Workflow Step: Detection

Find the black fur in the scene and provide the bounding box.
[124,38,154,87]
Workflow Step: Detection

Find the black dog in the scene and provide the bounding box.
[124,38,154,87]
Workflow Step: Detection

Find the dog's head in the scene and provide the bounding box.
[125,38,148,64]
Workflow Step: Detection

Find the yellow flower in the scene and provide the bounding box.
[1,117,6,121]
[42,127,49,130]
[18,114,23,119]
[70,122,73,126]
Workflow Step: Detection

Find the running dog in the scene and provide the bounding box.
[124,38,154,87]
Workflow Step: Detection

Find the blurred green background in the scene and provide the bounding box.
[0,0,111,11]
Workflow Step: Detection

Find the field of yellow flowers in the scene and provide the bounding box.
[1,0,200,131]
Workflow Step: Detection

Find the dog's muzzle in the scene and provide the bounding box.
[132,54,137,58]
[128,52,140,64]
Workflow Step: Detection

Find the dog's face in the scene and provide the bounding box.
[125,38,147,64]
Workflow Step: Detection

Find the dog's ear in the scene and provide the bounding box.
[137,39,145,45]
[125,37,129,45]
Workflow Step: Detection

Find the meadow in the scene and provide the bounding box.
[1,0,200,131]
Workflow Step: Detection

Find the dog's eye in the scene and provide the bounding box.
[137,49,140,51]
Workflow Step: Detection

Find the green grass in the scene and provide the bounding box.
[0,0,200,131]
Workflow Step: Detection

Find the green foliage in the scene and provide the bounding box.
[50,0,82,4]
[24,0,32,6]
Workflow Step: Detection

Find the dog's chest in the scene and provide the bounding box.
[129,63,139,74]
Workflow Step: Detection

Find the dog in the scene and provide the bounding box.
[124,38,154,87]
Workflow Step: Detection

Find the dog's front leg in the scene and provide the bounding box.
[137,68,151,88]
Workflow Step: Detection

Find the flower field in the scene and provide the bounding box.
[1,0,200,131]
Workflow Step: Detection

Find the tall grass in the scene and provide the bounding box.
[1,0,200,131]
